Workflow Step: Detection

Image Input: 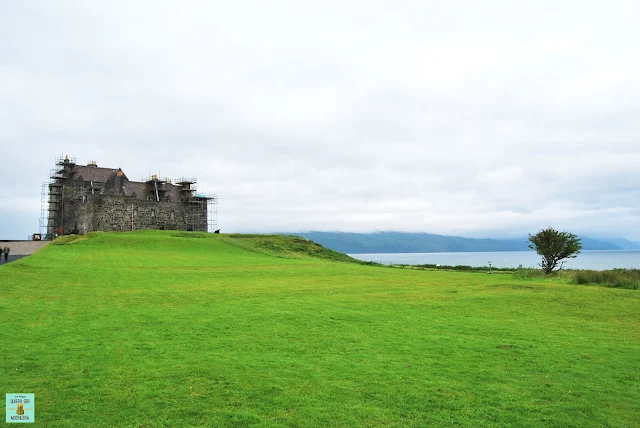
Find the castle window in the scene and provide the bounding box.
[151,209,156,217]
[170,211,175,219]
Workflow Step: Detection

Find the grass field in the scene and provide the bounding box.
[1,231,638,427]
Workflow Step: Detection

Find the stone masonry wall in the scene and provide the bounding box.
[74,195,207,233]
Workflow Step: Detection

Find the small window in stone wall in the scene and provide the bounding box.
[170,211,175,220]
[151,209,156,217]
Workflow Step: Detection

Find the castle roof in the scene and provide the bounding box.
[74,165,120,182]
[123,181,146,199]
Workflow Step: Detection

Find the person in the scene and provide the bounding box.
[3,246,9,262]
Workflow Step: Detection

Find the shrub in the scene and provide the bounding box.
[512,268,549,280]
[572,269,640,290]
[413,264,516,273]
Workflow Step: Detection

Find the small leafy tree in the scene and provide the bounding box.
[528,227,582,274]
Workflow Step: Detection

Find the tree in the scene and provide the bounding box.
[528,227,582,274]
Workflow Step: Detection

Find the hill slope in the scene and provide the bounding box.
[1,231,638,426]
[602,237,640,250]
[216,233,360,263]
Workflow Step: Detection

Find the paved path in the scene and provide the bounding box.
[0,241,50,255]
[0,255,28,264]
[0,241,50,264]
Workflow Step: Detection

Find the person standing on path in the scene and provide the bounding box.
[3,246,9,262]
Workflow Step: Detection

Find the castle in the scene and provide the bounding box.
[45,156,217,238]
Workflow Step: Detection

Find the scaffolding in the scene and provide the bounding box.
[47,179,63,237]
[208,194,219,232]
[44,155,76,238]
[52,155,76,178]
[185,193,218,232]
[143,175,172,201]
[56,154,77,165]
[175,177,197,202]
[39,182,48,236]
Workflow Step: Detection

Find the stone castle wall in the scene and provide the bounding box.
[62,194,208,234]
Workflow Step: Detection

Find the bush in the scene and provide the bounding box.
[413,264,516,273]
[512,268,549,280]
[572,269,640,290]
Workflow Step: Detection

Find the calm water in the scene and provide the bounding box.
[349,250,640,270]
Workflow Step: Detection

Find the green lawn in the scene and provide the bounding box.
[1,231,638,427]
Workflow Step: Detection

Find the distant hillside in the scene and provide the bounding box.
[577,237,626,251]
[286,232,623,254]
[601,237,640,250]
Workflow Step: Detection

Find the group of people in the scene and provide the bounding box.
[0,246,10,263]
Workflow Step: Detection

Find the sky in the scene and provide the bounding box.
[1,0,639,240]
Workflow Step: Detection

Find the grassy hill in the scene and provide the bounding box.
[1,231,638,426]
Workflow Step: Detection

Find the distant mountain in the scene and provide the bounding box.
[285,232,623,254]
[575,237,624,251]
[599,237,640,250]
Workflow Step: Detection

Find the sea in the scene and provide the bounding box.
[349,250,640,270]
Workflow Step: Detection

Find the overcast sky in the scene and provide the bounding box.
[1,0,639,241]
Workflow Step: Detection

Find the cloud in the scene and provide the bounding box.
[1,0,639,240]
